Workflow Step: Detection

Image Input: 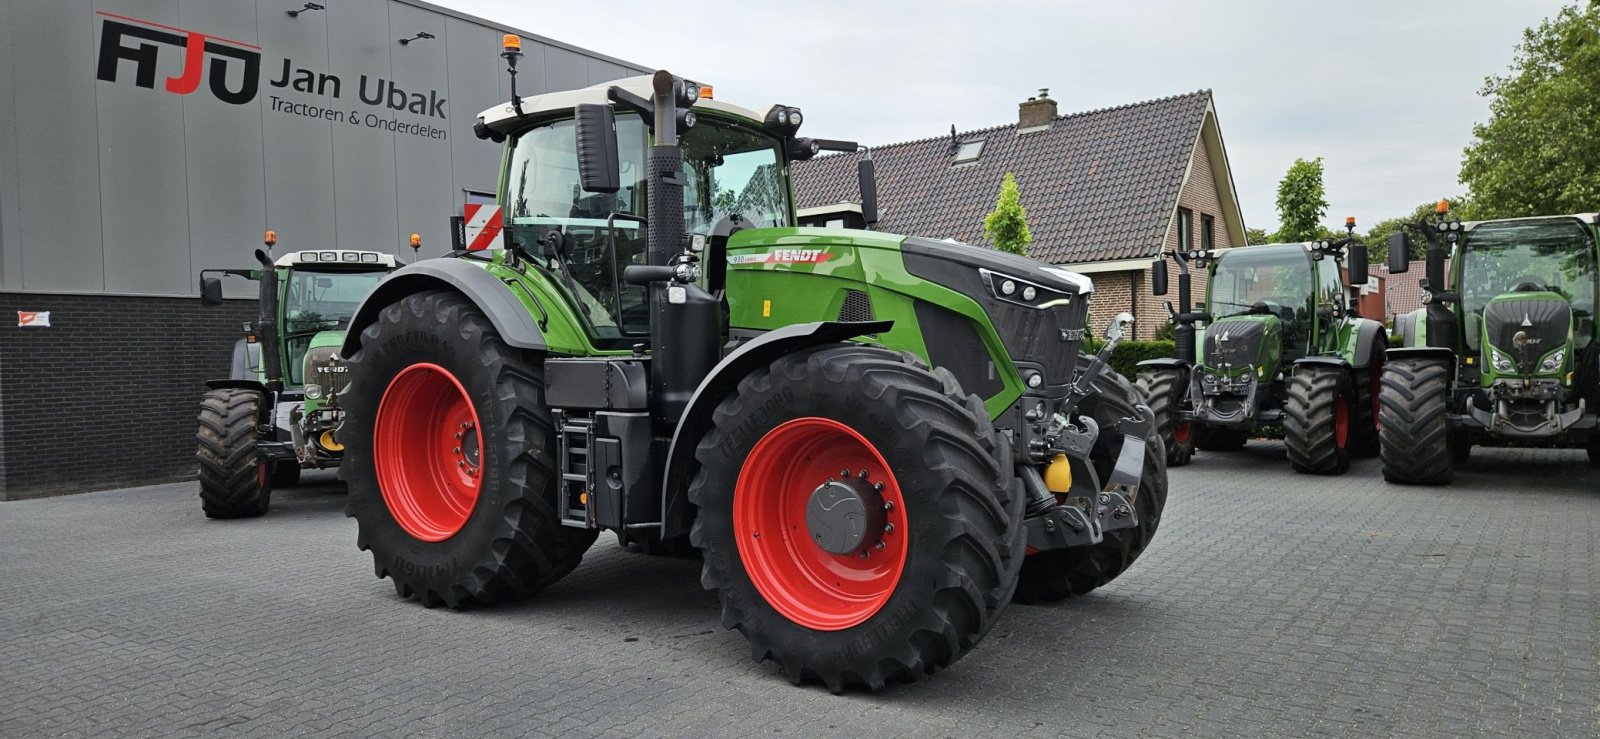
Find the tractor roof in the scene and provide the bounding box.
[1460,213,1599,232]
[477,75,773,135]
[274,250,396,269]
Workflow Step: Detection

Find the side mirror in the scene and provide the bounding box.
[1347,243,1369,286]
[200,276,224,306]
[574,103,620,194]
[1387,232,1408,274]
[857,158,880,225]
[1150,257,1169,296]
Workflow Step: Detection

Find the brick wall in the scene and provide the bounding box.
[1084,131,1234,341]
[0,293,256,499]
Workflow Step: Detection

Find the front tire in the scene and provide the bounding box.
[1014,354,1168,603]
[1378,358,1453,485]
[1350,335,1387,457]
[341,291,598,608]
[689,345,1023,692]
[1136,367,1194,467]
[1285,365,1354,475]
[196,388,272,519]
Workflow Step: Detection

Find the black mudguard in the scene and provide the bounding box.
[339,257,546,359]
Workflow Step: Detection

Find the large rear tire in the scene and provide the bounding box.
[1135,367,1194,467]
[341,290,598,608]
[689,345,1023,692]
[1014,354,1168,603]
[197,389,273,519]
[1378,358,1453,485]
[1284,365,1354,474]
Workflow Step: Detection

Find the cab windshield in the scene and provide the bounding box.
[1459,218,1597,350]
[502,112,789,346]
[282,268,387,384]
[1207,245,1314,354]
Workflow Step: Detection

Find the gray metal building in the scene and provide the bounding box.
[0,0,648,498]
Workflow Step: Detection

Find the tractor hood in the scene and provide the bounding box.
[302,329,350,413]
[1481,292,1571,377]
[1202,315,1281,377]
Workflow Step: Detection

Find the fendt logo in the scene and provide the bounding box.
[95,12,261,105]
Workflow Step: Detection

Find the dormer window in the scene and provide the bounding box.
[953,139,984,164]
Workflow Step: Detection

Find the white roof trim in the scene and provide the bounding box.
[797,202,862,218]
[1053,257,1161,274]
[478,75,768,133]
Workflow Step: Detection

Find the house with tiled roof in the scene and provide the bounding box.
[793,89,1245,339]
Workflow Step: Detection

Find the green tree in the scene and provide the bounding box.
[983,172,1033,256]
[1245,227,1270,245]
[1460,4,1600,217]
[1272,157,1329,243]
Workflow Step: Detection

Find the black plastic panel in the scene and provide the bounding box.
[545,357,650,410]
[1484,298,1570,372]
[914,300,1005,399]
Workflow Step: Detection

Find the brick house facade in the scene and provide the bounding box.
[794,89,1244,341]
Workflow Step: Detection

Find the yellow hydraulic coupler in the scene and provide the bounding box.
[319,429,344,452]
[1043,453,1073,493]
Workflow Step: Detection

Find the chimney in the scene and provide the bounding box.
[1018,88,1056,131]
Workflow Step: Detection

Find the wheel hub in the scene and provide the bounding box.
[805,473,886,555]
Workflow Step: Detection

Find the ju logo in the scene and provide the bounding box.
[95,11,261,105]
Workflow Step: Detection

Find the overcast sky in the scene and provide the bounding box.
[441,0,1567,234]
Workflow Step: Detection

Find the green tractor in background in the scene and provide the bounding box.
[195,232,397,518]
[1136,222,1387,474]
[335,53,1167,692]
[1381,203,1600,484]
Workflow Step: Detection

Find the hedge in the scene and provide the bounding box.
[1082,338,1177,380]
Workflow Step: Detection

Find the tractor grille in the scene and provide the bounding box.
[837,289,874,323]
[1204,319,1269,370]
[1483,298,1570,373]
[304,346,350,396]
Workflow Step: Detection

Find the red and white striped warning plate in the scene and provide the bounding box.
[462,204,504,251]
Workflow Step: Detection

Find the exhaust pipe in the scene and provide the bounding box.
[254,248,284,389]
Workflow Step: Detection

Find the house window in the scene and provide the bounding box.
[1202,214,1215,250]
[1177,207,1193,251]
[953,139,984,164]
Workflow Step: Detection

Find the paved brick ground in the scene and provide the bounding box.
[1,443,1596,737]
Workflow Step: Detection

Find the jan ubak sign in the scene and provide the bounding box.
[94,11,450,139]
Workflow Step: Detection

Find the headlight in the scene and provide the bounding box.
[1540,349,1565,374]
[305,383,324,400]
[1489,349,1515,374]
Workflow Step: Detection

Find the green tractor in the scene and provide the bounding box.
[1136,224,1387,474]
[195,232,397,518]
[336,58,1166,691]
[1381,203,1600,484]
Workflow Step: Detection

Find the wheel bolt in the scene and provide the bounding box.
[857,470,869,480]
[874,541,885,551]
[883,523,895,535]
[860,550,870,559]
[875,483,886,493]
[840,469,850,478]
[883,500,893,510]
[458,460,465,468]
[454,432,462,440]
[452,447,461,454]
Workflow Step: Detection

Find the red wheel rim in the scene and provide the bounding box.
[374,363,484,542]
[1334,393,1350,450]
[734,417,908,631]
[1173,422,1192,445]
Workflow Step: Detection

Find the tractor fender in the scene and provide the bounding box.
[339,258,545,359]
[1135,357,1189,370]
[1348,320,1388,368]
[658,320,893,539]
[1290,355,1350,373]
[1384,346,1456,365]
[204,378,270,394]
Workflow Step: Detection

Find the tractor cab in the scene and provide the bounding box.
[270,249,396,395]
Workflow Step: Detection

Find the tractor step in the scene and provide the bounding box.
[555,413,593,528]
